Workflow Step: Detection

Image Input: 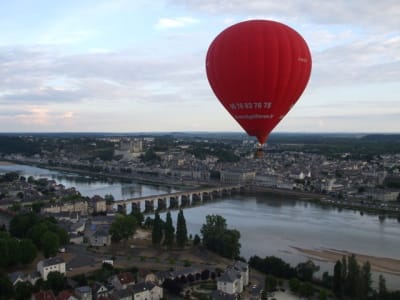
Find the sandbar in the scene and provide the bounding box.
[293,246,400,276]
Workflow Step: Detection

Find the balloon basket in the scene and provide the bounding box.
[254,148,264,159]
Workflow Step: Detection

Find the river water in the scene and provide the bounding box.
[1,163,400,288]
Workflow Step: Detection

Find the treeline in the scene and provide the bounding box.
[0,137,41,156]
[0,212,68,270]
[185,142,240,162]
[249,254,400,300]
[9,213,68,258]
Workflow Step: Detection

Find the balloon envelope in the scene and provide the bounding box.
[206,20,312,144]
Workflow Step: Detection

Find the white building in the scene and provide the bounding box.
[217,261,249,295]
[37,257,66,280]
[220,170,256,185]
[217,269,243,295]
[131,282,163,300]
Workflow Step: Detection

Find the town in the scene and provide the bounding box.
[1,133,400,300]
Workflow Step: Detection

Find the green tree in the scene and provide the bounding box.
[176,209,188,247]
[152,211,163,246]
[9,212,39,238]
[358,261,372,300]
[104,194,114,205]
[265,274,277,292]
[15,281,33,300]
[289,278,300,293]
[0,271,14,300]
[296,260,320,282]
[378,274,387,298]
[193,234,201,246]
[345,254,360,298]
[200,214,240,259]
[201,214,227,250]
[299,282,314,298]
[318,289,328,300]
[333,260,342,297]
[0,238,10,268]
[19,239,38,265]
[131,209,144,226]
[45,271,66,294]
[28,222,49,247]
[109,215,138,242]
[163,211,175,247]
[40,231,60,258]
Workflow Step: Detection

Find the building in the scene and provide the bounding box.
[217,261,249,295]
[31,290,56,300]
[37,257,66,281]
[217,268,243,295]
[130,282,163,300]
[74,286,92,300]
[220,170,256,184]
[111,272,136,290]
[91,282,109,299]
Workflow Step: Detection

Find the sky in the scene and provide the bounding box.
[0,0,399,133]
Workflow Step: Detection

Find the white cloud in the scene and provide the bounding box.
[170,0,400,31]
[154,17,199,30]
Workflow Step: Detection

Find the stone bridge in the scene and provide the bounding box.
[114,184,243,214]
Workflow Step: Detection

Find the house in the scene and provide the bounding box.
[232,261,249,286]
[74,285,92,300]
[211,290,238,300]
[8,271,26,286]
[31,290,56,300]
[8,270,41,286]
[110,288,132,300]
[88,226,111,247]
[130,282,163,300]
[57,290,78,300]
[91,282,109,299]
[217,268,243,295]
[29,271,42,285]
[111,272,136,290]
[37,257,66,281]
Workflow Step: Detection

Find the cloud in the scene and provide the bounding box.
[170,0,400,31]
[154,17,199,29]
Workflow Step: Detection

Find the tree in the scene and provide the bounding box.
[0,271,14,300]
[109,215,138,242]
[200,214,240,259]
[265,274,277,292]
[345,254,360,298]
[152,211,163,246]
[104,194,114,205]
[358,261,372,300]
[163,211,175,247]
[9,212,38,238]
[193,234,201,246]
[176,209,188,247]
[131,209,144,226]
[201,214,227,251]
[15,281,33,300]
[19,239,37,265]
[378,274,387,298]
[333,260,342,297]
[40,231,60,258]
[296,260,320,282]
[45,271,66,294]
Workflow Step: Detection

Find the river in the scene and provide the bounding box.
[1,163,400,288]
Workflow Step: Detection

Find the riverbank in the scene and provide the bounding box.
[0,161,15,166]
[293,246,400,276]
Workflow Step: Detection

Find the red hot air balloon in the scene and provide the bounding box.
[206,20,312,145]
